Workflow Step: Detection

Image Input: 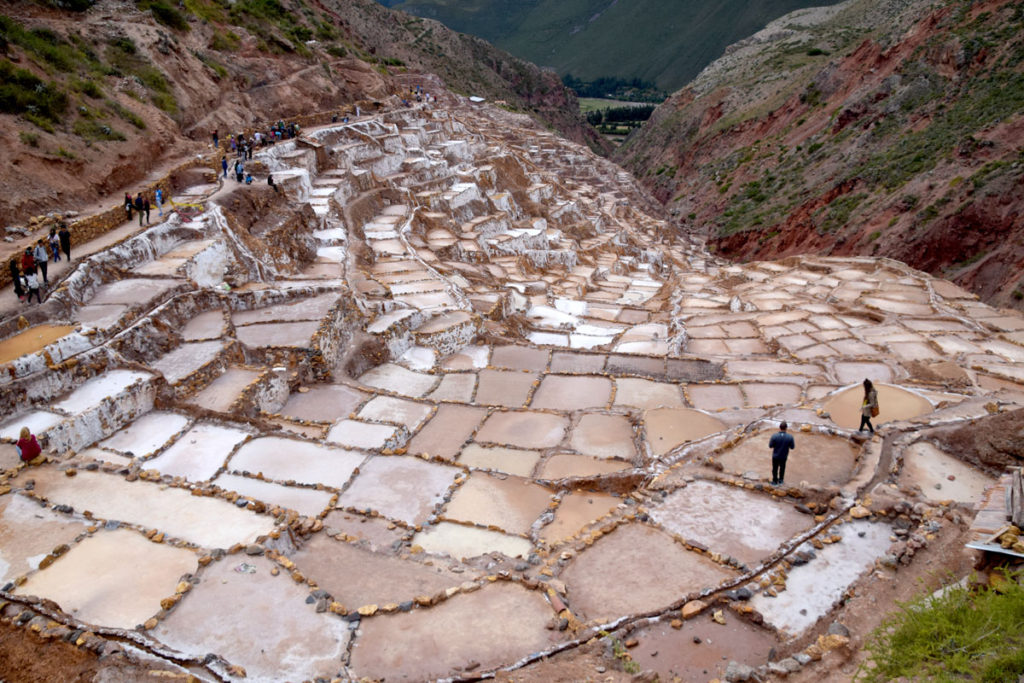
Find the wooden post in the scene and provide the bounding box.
[1009,468,1023,528]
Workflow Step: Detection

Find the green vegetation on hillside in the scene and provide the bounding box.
[379,0,845,90]
[857,572,1024,682]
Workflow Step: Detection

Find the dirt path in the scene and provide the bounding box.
[0,110,388,323]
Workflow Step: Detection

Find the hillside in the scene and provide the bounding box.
[0,0,604,225]
[377,0,843,91]
[616,0,1024,311]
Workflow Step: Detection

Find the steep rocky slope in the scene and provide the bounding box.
[0,0,603,225]
[617,0,1024,310]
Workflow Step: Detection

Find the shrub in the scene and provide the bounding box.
[105,37,177,114]
[209,29,240,51]
[73,119,126,141]
[73,78,104,98]
[107,100,146,129]
[137,0,190,31]
[0,61,68,123]
[19,131,39,146]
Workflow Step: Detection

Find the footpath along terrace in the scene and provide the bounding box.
[0,93,1021,682]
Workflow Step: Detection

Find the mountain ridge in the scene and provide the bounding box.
[377,0,845,91]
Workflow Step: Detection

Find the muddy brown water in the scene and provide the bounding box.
[716,431,858,487]
[628,613,778,681]
[822,383,933,429]
[0,325,76,364]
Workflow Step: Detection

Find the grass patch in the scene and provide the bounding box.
[857,571,1024,682]
[0,16,85,73]
[19,131,39,146]
[0,61,68,125]
[106,100,146,129]
[72,78,104,99]
[821,193,866,232]
[105,37,177,114]
[209,29,240,52]
[183,0,226,23]
[73,119,126,141]
[194,50,228,78]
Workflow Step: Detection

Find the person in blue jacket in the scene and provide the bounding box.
[769,421,795,486]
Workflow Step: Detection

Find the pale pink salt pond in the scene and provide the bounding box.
[100,411,190,457]
[22,468,271,548]
[228,436,365,489]
[145,422,250,481]
[337,455,458,525]
[15,528,197,630]
[442,473,552,535]
[649,481,814,566]
[540,491,620,544]
[715,431,859,486]
[278,384,368,422]
[187,367,261,412]
[644,408,726,456]
[560,524,735,621]
[235,321,320,348]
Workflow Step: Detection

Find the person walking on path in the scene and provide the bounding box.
[134,192,145,226]
[212,129,219,149]
[9,259,24,302]
[48,229,60,263]
[20,247,35,278]
[124,192,134,222]
[58,224,71,261]
[155,187,164,217]
[769,421,795,486]
[23,270,41,304]
[143,196,151,225]
[33,240,49,285]
[221,155,228,179]
[859,379,879,434]
[16,427,44,465]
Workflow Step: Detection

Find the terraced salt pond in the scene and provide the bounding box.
[0,99,1016,682]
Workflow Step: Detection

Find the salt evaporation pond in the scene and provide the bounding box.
[750,520,892,635]
[0,411,66,441]
[51,370,151,414]
[100,411,190,457]
[0,325,77,364]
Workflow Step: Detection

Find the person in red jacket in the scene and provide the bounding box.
[16,427,44,465]
[19,247,35,276]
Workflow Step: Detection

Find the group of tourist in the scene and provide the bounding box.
[401,85,434,108]
[9,225,71,305]
[767,379,879,485]
[212,122,301,156]
[124,188,166,226]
